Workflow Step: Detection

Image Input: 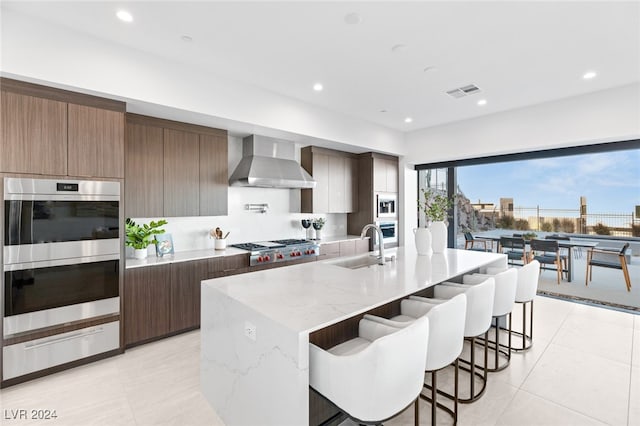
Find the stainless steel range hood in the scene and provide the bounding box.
[229,135,316,189]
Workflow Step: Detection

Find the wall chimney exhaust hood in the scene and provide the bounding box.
[229,135,316,189]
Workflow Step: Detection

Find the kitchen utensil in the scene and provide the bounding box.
[215,227,222,239]
[223,231,230,239]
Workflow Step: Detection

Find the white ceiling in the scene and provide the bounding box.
[3,1,640,132]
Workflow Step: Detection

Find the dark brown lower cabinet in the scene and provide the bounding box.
[170,260,208,333]
[125,255,252,347]
[124,265,171,346]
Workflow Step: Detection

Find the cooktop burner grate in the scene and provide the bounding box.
[230,243,268,251]
[270,239,310,245]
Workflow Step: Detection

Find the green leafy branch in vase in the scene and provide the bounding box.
[418,188,455,224]
[125,218,168,250]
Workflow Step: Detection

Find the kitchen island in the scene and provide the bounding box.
[200,247,506,426]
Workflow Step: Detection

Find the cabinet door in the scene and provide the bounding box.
[386,159,398,193]
[373,158,387,192]
[199,133,228,216]
[355,238,370,254]
[328,156,345,213]
[345,157,358,213]
[170,260,208,332]
[312,153,330,213]
[339,240,356,257]
[124,265,171,346]
[317,242,340,261]
[223,254,250,276]
[1,91,67,175]
[125,122,164,217]
[163,129,199,217]
[68,104,124,178]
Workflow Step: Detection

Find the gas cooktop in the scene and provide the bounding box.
[230,239,320,266]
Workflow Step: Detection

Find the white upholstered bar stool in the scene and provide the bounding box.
[487,260,540,352]
[432,277,495,403]
[462,268,517,372]
[365,293,467,425]
[309,315,429,426]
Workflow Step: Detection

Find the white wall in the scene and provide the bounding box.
[132,136,347,254]
[0,8,405,155]
[405,83,640,163]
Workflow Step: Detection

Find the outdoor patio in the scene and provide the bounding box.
[456,235,640,312]
[536,255,640,312]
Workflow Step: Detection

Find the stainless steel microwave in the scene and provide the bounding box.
[376,193,397,218]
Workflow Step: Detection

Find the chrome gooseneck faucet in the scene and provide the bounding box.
[360,223,385,265]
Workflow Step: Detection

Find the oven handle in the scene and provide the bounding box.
[24,327,105,350]
[4,254,120,272]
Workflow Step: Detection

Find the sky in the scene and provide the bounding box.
[456,149,640,214]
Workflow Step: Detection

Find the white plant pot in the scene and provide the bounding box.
[413,227,432,256]
[134,248,148,260]
[315,229,322,240]
[429,221,448,253]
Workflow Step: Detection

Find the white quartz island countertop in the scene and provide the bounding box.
[201,247,506,426]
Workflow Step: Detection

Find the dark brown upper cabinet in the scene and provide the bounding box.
[125,114,228,218]
[68,104,125,178]
[125,121,164,217]
[1,91,67,176]
[163,129,200,217]
[0,78,125,179]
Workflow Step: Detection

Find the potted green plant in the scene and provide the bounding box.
[417,188,455,254]
[125,218,168,259]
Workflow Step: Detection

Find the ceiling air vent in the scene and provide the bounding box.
[446,84,481,99]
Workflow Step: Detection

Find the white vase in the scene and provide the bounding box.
[429,221,448,253]
[134,248,148,260]
[413,227,432,256]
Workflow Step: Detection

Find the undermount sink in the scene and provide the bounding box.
[328,255,388,270]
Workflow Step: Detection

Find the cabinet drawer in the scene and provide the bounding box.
[3,321,119,380]
[319,242,340,256]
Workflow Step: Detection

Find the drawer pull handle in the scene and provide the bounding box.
[24,327,104,350]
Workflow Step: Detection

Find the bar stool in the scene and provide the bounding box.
[432,277,495,403]
[365,293,467,425]
[462,268,517,372]
[309,315,429,425]
[487,260,540,351]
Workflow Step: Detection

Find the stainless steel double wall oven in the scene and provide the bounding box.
[2,178,121,381]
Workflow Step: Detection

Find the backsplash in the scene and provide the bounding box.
[131,194,346,254]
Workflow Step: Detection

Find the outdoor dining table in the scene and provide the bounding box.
[473,231,599,282]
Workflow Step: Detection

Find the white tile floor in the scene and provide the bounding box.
[0,296,638,425]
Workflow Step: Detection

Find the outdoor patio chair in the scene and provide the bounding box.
[545,234,577,258]
[529,239,567,284]
[585,243,632,292]
[464,232,492,252]
[499,236,527,266]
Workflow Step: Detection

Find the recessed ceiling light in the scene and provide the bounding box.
[116,10,133,23]
[583,71,597,80]
[313,83,323,92]
[391,44,408,53]
[404,117,413,123]
[344,12,362,25]
[181,35,193,42]
[477,99,487,106]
